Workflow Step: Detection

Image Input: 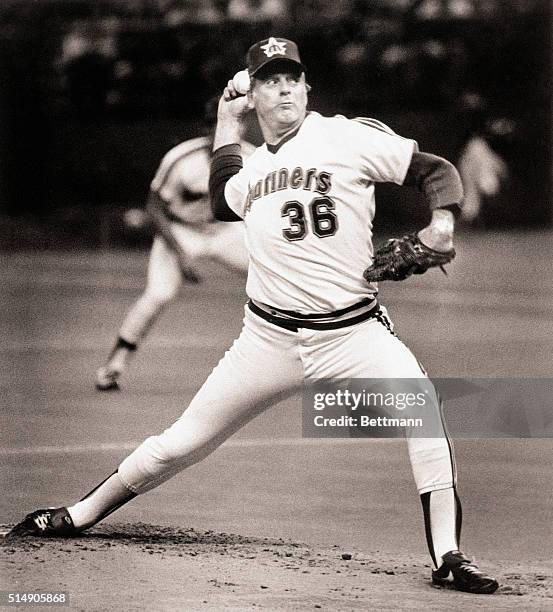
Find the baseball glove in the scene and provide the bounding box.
[363,233,455,282]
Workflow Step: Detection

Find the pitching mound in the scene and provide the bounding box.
[2,523,551,610]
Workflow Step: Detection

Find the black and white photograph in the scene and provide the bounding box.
[1,0,551,609]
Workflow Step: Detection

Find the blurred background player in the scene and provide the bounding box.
[95,97,255,390]
[455,91,516,225]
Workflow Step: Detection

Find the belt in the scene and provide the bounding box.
[247,298,380,332]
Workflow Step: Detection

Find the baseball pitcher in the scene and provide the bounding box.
[9,37,498,596]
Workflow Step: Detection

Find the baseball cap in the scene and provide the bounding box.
[247,37,305,77]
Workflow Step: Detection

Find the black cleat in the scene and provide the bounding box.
[432,550,499,594]
[95,366,121,391]
[6,508,78,538]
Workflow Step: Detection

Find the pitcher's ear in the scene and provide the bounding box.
[306,83,312,93]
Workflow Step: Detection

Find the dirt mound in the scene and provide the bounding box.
[2,522,552,610]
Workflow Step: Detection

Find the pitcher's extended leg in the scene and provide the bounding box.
[80,310,301,528]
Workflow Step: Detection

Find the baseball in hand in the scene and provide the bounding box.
[232,70,250,95]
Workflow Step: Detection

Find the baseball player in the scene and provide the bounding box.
[96,98,255,391]
[457,121,511,223]
[9,38,498,595]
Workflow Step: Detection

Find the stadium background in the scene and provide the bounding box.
[1,2,553,609]
[0,0,550,248]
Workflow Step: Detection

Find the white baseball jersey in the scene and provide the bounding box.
[224,112,418,313]
[152,136,256,225]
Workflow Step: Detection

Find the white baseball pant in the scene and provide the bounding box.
[118,306,455,496]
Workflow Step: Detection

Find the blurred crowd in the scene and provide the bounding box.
[0,0,550,232]
[1,0,548,118]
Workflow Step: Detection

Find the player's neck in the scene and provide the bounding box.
[261,113,307,146]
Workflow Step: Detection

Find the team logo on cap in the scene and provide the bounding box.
[260,37,287,58]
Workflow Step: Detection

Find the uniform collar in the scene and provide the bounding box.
[266,112,312,154]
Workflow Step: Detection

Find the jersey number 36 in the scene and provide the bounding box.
[281,197,338,241]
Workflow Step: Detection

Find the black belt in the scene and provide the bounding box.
[247,299,381,332]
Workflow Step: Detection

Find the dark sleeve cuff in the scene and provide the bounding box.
[441,203,462,218]
[403,151,464,211]
[213,143,242,158]
[209,144,244,222]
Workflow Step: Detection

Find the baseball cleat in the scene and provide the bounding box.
[95,366,121,391]
[6,507,78,538]
[432,550,499,594]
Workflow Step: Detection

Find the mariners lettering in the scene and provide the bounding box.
[246,167,333,210]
